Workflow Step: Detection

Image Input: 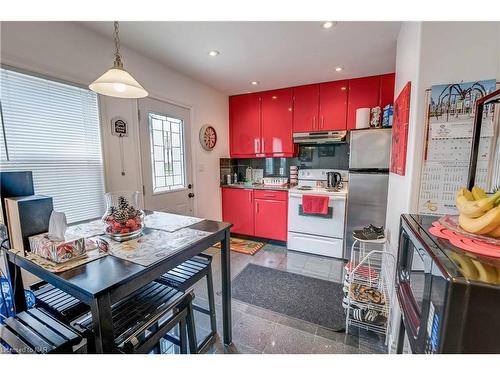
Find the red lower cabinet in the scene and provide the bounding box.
[222,188,288,241]
[254,192,288,241]
[221,187,254,236]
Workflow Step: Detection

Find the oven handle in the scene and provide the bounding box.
[288,192,345,201]
[397,281,421,339]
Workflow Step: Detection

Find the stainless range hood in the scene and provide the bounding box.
[293,130,347,145]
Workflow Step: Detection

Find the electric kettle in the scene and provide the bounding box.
[326,172,342,188]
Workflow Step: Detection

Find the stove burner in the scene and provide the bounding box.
[297,186,313,191]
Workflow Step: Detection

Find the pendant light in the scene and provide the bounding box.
[89,21,148,98]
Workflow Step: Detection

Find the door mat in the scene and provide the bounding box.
[213,238,265,255]
[232,264,345,331]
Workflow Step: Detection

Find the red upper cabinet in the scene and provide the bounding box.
[229,94,261,157]
[379,73,395,109]
[293,84,319,133]
[319,80,348,131]
[222,187,254,236]
[346,75,381,130]
[260,88,294,156]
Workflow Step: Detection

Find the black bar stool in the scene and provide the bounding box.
[74,281,198,354]
[156,254,216,352]
[33,283,89,323]
[0,308,82,353]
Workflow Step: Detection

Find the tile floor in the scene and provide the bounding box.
[163,240,387,354]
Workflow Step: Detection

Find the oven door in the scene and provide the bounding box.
[397,219,434,353]
[288,192,346,238]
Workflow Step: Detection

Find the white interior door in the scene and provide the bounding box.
[138,97,194,215]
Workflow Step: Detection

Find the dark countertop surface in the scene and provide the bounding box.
[221,183,290,191]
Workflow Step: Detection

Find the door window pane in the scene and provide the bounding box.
[149,113,186,192]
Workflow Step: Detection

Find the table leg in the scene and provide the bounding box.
[1,251,27,314]
[220,229,232,346]
[90,293,115,353]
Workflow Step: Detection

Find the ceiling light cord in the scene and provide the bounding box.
[113,21,123,69]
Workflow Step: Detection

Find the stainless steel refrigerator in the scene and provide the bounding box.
[344,128,392,258]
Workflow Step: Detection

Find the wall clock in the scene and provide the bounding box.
[199,124,217,151]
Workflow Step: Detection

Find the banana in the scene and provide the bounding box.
[471,186,488,200]
[459,206,500,234]
[456,189,500,218]
[471,259,498,283]
[448,252,478,279]
[487,225,500,238]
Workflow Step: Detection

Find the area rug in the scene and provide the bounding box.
[213,237,265,255]
[232,264,345,331]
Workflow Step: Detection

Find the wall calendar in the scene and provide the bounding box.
[418,79,498,216]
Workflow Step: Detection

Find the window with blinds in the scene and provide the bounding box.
[0,68,105,223]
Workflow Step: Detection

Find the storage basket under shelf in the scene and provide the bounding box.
[344,240,396,343]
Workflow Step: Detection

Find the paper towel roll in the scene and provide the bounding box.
[355,108,370,129]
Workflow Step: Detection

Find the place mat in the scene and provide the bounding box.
[213,237,265,255]
[11,243,108,273]
[66,219,104,238]
[430,220,500,258]
[108,227,212,267]
[144,212,204,233]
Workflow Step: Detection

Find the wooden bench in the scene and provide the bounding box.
[74,281,197,354]
[156,254,216,351]
[0,308,81,354]
[33,283,89,323]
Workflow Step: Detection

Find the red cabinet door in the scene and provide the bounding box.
[222,187,254,236]
[261,88,294,156]
[254,198,288,241]
[319,80,348,131]
[229,94,261,157]
[293,84,319,133]
[346,75,381,130]
[379,73,395,109]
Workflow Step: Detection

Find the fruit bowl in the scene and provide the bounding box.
[439,215,500,246]
[102,191,145,242]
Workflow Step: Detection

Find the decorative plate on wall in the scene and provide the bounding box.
[199,124,217,151]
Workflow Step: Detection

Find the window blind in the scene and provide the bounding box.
[0,68,105,223]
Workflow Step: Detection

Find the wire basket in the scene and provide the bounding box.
[344,239,396,343]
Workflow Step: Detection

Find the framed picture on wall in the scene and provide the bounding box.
[390,81,411,176]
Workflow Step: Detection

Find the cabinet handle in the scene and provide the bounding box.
[255,139,260,154]
[256,202,259,213]
[248,191,252,203]
[312,116,316,130]
[264,194,276,197]
[261,138,265,153]
[320,116,324,129]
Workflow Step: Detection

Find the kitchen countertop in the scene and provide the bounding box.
[221,183,290,191]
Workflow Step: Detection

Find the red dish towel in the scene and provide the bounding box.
[302,195,329,215]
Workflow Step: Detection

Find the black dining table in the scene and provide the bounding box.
[2,217,233,353]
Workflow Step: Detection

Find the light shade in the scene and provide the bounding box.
[89,67,148,99]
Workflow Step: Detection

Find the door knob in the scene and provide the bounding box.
[188,184,193,189]
[188,193,195,198]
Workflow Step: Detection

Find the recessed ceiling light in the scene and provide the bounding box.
[251,81,259,86]
[322,21,336,29]
[208,50,220,57]
[335,66,343,72]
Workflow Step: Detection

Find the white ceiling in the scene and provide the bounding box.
[81,21,401,95]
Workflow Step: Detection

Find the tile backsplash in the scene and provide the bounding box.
[220,143,349,184]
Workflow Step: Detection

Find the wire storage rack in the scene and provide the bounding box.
[344,239,396,343]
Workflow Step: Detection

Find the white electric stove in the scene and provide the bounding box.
[287,169,348,258]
